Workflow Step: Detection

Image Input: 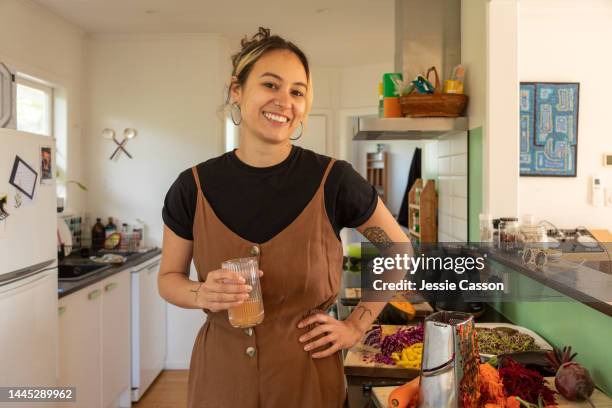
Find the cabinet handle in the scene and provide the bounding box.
[146,261,160,271]
[58,306,66,316]
[104,282,118,292]
[88,289,101,300]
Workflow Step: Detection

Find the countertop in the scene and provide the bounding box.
[371,378,612,407]
[57,248,162,298]
[486,248,612,317]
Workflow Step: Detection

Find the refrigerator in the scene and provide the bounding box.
[0,128,59,404]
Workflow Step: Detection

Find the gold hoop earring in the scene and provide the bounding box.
[289,121,303,141]
[230,102,242,126]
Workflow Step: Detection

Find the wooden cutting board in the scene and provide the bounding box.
[344,325,420,379]
[370,378,612,408]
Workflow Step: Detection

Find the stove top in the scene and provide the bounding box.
[546,228,603,253]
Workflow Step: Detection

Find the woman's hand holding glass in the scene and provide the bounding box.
[194,269,264,312]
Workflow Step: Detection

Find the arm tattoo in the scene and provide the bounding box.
[354,305,373,320]
[363,226,393,250]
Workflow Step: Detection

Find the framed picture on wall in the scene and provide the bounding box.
[40,146,53,184]
[520,82,580,177]
[9,156,38,200]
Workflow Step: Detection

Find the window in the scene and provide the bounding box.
[15,76,67,202]
[16,79,53,137]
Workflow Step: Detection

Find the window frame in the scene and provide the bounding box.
[15,76,54,138]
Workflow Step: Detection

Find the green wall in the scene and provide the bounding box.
[489,262,612,396]
[468,126,484,241]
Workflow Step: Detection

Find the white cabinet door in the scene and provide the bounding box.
[135,258,166,397]
[58,284,102,408]
[100,270,131,408]
[0,270,58,408]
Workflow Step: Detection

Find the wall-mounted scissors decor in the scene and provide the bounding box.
[103,128,137,160]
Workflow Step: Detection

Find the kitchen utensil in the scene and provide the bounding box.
[110,128,135,160]
[222,257,264,328]
[101,128,115,140]
[418,311,480,408]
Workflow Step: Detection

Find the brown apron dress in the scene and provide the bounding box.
[187,159,346,408]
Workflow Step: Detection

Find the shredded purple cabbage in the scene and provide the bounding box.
[363,324,424,366]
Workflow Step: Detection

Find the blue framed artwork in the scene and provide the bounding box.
[520,82,580,177]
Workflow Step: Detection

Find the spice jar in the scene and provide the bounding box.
[492,219,501,248]
[479,214,493,243]
[499,217,519,251]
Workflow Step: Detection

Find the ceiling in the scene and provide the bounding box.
[32,0,395,67]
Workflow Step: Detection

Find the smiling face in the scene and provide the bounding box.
[231,49,308,144]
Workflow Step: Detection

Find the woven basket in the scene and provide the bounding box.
[399,67,468,117]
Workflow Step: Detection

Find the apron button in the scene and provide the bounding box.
[244,327,253,336]
[246,346,256,357]
[250,245,260,256]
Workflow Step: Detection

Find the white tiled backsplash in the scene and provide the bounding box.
[437,132,468,242]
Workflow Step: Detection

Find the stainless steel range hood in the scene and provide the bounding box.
[354,0,466,141]
[354,116,468,140]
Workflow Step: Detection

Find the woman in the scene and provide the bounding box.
[159,27,410,408]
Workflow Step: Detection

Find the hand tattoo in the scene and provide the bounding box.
[190,282,204,303]
[363,227,393,250]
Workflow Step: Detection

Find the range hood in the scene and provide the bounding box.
[354,116,468,140]
[354,0,466,141]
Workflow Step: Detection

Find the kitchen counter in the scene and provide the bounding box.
[344,304,509,407]
[57,248,161,298]
[371,377,612,408]
[486,248,612,317]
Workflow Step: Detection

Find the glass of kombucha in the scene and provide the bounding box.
[222,257,264,328]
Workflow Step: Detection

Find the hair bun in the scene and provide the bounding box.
[240,27,271,49]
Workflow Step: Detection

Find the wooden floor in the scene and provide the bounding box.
[133,370,189,408]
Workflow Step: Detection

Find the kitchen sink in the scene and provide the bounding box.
[58,263,111,281]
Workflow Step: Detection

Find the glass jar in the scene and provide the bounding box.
[520,224,547,245]
[479,214,493,243]
[499,217,519,251]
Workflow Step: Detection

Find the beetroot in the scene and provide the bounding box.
[546,346,595,406]
[555,362,595,404]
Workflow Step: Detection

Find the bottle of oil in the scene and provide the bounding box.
[91,218,106,251]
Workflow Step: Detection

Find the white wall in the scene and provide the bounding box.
[486,0,520,218]
[82,33,231,368]
[461,0,487,129]
[0,0,85,212]
[518,0,612,229]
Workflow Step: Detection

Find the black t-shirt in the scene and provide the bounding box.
[162,146,377,243]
